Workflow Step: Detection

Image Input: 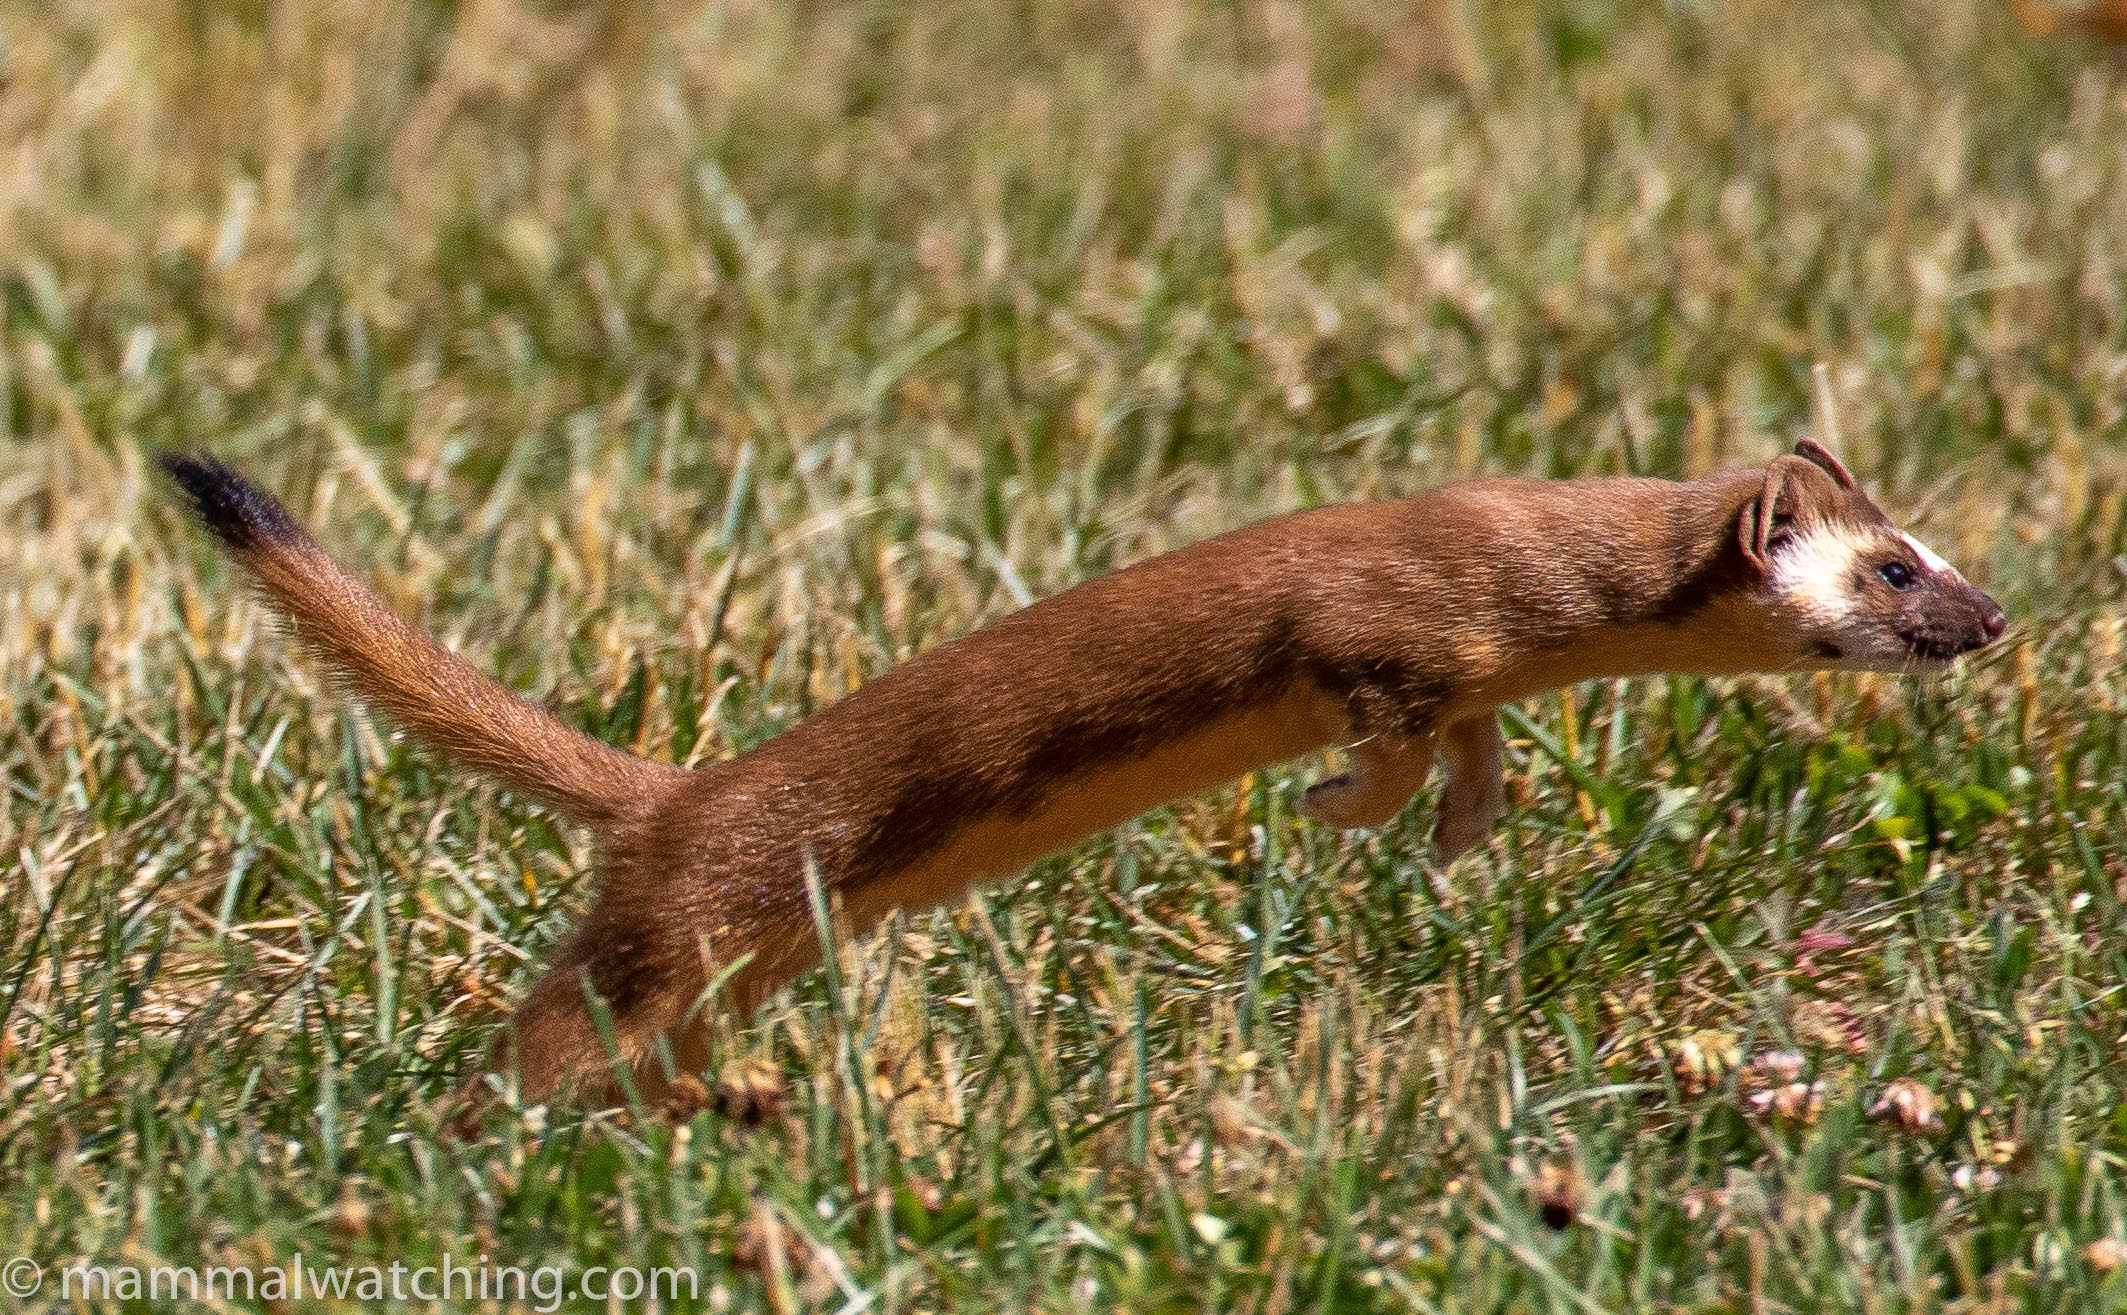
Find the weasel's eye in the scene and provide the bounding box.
[1877,560,1915,590]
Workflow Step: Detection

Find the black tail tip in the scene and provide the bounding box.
[159,451,302,551]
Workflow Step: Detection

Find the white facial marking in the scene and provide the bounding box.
[1899,532,1962,582]
[1770,523,1973,673]
[1769,523,1870,624]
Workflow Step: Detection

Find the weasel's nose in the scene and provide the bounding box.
[1981,609,2007,642]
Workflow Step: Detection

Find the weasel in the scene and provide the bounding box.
[162,441,2005,1122]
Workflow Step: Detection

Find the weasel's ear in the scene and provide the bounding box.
[1739,455,1840,572]
[1740,461,1793,572]
[1792,438,1856,490]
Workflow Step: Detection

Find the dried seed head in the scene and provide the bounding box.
[1869,1077,1941,1132]
[1790,926,1857,956]
[902,1173,944,1213]
[871,1050,930,1104]
[1792,999,1869,1054]
[1679,1186,1725,1223]
[1675,1030,1741,1094]
[731,1208,791,1275]
[715,1057,789,1127]
[2085,1238,2127,1274]
[1752,1049,1807,1085]
[1210,1094,1260,1149]
[1749,1081,1824,1126]
[1531,1162,1578,1230]
[662,1074,713,1123]
[1987,1138,2032,1170]
[331,1182,373,1239]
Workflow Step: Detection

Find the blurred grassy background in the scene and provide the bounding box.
[6,0,2127,1309]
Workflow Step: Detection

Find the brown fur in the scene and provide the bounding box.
[2013,0,2127,45]
[160,445,2002,1128]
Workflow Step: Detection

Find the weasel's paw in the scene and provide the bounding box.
[1430,806,1497,863]
[1300,776,1402,830]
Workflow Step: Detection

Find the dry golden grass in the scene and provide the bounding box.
[5,1,2127,1309]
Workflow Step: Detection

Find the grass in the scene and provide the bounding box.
[5,0,2127,1308]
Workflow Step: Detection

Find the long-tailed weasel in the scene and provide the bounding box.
[163,441,2004,1122]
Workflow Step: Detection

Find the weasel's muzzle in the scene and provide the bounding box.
[1900,580,2006,663]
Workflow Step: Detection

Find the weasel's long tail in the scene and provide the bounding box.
[163,453,684,826]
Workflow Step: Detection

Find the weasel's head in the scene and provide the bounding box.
[1740,440,2006,673]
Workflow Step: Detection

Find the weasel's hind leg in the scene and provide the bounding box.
[1432,715,1506,862]
[447,926,698,1133]
[445,912,812,1134]
[1301,730,1436,830]
[620,930,813,1111]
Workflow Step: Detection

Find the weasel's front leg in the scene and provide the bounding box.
[1432,714,1506,861]
[1300,731,1435,829]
